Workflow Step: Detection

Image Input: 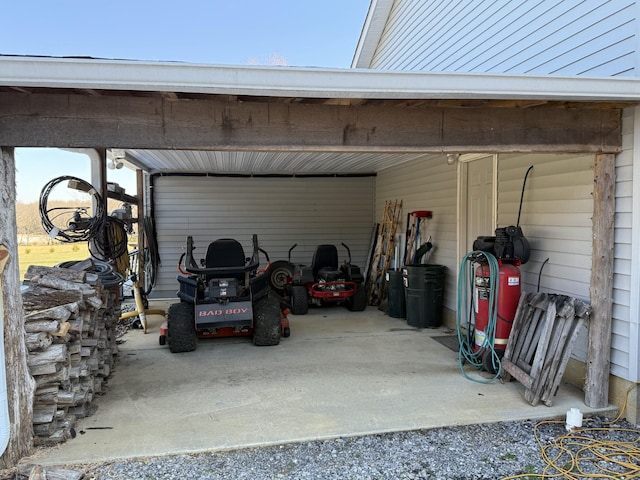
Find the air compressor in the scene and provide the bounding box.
[468,225,529,372]
[457,166,534,378]
[473,256,521,366]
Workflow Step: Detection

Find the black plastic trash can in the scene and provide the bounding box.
[403,264,445,328]
[386,269,406,318]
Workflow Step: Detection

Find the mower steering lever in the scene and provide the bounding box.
[288,243,298,262]
[341,242,352,263]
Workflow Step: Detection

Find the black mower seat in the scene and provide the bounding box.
[312,244,340,281]
[205,239,246,280]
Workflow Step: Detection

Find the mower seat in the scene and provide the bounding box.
[312,244,340,281]
[205,239,246,281]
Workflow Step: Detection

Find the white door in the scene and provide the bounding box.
[461,155,495,256]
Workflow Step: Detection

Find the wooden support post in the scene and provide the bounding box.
[585,153,616,408]
[1,147,36,468]
[136,169,145,287]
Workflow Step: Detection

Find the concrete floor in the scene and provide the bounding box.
[31,304,616,465]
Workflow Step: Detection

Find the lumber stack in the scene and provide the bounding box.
[501,292,591,406]
[21,265,120,446]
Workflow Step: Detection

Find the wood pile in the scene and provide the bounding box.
[21,265,120,446]
[501,291,591,406]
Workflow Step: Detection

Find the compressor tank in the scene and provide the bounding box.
[474,261,521,351]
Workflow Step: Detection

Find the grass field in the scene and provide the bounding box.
[18,243,92,280]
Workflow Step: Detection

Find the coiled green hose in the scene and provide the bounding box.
[456,251,503,383]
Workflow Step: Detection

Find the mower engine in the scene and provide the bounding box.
[288,243,367,314]
[207,278,241,301]
[309,267,353,306]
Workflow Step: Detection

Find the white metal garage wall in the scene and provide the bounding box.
[375,154,458,312]
[150,175,375,298]
[369,0,636,76]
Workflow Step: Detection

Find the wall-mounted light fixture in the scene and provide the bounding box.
[107,158,124,170]
[446,153,460,165]
[107,148,125,170]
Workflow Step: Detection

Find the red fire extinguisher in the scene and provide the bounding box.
[474,259,521,357]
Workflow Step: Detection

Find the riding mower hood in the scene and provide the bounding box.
[287,243,367,315]
[160,234,290,352]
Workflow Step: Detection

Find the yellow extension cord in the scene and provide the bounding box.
[503,383,640,479]
[109,220,130,277]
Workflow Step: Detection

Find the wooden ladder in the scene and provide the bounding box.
[367,200,402,305]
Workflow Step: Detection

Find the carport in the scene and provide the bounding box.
[0,55,637,464]
[29,307,616,465]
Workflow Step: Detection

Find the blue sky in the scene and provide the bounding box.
[7,0,371,202]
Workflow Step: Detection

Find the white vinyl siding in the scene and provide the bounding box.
[496,152,632,379]
[151,175,375,298]
[497,153,594,302]
[497,154,591,366]
[375,154,458,311]
[615,107,637,381]
[369,0,636,77]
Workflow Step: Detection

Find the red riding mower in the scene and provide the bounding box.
[160,235,290,352]
[287,243,367,315]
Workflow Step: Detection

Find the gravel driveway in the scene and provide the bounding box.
[12,415,640,480]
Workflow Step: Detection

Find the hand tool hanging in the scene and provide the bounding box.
[403,210,432,265]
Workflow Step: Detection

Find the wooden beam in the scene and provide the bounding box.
[585,153,616,408]
[0,91,622,153]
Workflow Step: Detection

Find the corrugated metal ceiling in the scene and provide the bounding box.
[124,149,437,175]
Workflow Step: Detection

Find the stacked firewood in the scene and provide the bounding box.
[21,264,120,446]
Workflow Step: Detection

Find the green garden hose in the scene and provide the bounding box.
[456,250,503,383]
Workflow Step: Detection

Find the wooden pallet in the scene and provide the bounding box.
[501,292,591,406]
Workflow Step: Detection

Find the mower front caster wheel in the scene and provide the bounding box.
[346,283,367,311]
[290,285,309,315]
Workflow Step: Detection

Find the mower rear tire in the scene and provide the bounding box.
[167,302,197,353]
[268,260,294,293]
[346,283,367,312]
[253,293,282,346]
[290,285,309,315]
